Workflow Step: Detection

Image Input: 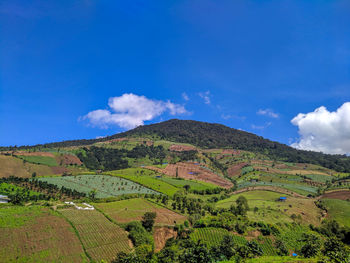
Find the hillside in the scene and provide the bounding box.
[1,125,350,262]
[3,119,350,172]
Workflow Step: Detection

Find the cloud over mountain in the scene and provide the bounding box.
[291,102,350,155]
[83,93,188,129]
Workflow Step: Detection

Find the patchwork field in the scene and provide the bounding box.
[109,168,180,196]
[147,162,233,188]
[0,205,87,262]
[15,155,58,167]
[190,227,276,256]
[322,198,350,227]
[59,208,131,262]
[216,190,322,225]
[37,174,159,198]
[94,198,186,226]
[321,189,350,200]
[157,176,218,191]
[0,154,54,178]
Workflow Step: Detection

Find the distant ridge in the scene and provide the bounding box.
[2,119,350,172]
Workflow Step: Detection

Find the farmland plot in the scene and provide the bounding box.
[37,174,159,198]
[59,208,131,262]
[95,198,186,226]
[0,206,87,263]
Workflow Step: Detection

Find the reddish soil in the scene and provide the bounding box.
[169,144,196,152]
[153,227,177,252]
[321,190,350,200]
[56,154,82,166]
[51,166,68,174]
[227,162,248,177]
[148,162,233,189]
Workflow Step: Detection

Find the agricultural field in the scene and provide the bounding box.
[322,198,350,227]
[216,190,322,225]
[157,176,218,191]
[190,228,277,256]
[94,198,186,226]
[59,208,131,262]
[37,174,159,198]
[0,205,87,262]
[109,168,180,196]
[15,155,58,167]
[146,162,233,188]
[0,154,54,178]
[190,227,246,247]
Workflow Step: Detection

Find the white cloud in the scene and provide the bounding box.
[199,91,211,104]
[182,92,189,101]
[221,114,246,121]
[257,109,279,118]
[291,102,350,154]
[82,93,188,130]
[251,122,271,130]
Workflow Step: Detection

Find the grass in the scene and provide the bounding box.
[0,205,87,262]
[157,176,218,191]
[322,198,350,227]
[94,198,186,226]
[59,208,131,262]
[108,168,180,196]
[216,190,321,225]
[16,155,58,167]
[37,174,159,198]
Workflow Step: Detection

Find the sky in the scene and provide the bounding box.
[1,0,350,154]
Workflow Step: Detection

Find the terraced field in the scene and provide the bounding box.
[95,198,186,226]
[190,227,276,256]
[108,169,179,196]
[217,190,322,225]
[0,205,87,262]
[37,174,159,198]
[59,208,131,262]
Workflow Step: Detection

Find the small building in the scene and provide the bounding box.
[156,175,162,178]
[292,253,298,257]
[278,197,287,202]
[0,195,10,203]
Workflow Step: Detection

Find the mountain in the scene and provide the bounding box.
[2,119,350,172]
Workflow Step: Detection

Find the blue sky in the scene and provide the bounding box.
[1,1,350,153]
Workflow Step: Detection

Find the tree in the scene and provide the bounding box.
[322,237,350,263]
[299,233,321,258]
[142,212,157,232]
[178,240,213,263]
[88,189,97,200]
[31,172,37,178]
[218,235,238,259]
[183,185,191,192]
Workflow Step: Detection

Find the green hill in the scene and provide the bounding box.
[2,119,350,172]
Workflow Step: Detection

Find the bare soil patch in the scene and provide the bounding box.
[154,227,177,252]
[56,154,82,166]
[321,190,350,200]
[148,162,233,188]
[169,144,196,152]
[228,162,248,177]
